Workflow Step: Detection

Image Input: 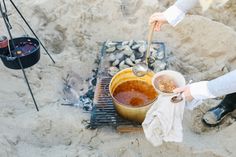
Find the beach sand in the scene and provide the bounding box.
[0,0,236,156]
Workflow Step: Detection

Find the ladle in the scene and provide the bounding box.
[132,22,156,77]
[171,80,193,103]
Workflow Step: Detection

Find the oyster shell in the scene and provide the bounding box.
[106,46,116,53]
[116,45,124,51]
[128,40,134,47]
[108,66,120,76]
[125,58,135,66]
[108,53,116,62]
[138,45,147,53]
[112,59,120,66]
[119,60,125,67]
[115,53,125,60]
[130,54,136,62]
[105,40,117,48]
[151,60,167,72]
[122,41,129,46]
[156,50,165,60]
[122,48,133,57]
[119,64,130,70]
[134,51,144,59]
[131,44,141,50]
[134,59,142,64]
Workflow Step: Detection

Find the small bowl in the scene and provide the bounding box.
[152,70,186,96]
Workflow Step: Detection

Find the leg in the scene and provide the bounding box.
[203,92,236,125]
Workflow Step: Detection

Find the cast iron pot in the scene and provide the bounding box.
[0,37,40,70]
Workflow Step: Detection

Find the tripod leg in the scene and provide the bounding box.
[2,0,12,29]
[9,0,55,64]
[18,57,39,111]
[0,2,15,57]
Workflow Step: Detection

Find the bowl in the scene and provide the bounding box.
[152,70,186,96]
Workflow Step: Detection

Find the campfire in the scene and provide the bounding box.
[87,40,168,130]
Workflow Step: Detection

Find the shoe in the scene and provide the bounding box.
[202,93,236,126]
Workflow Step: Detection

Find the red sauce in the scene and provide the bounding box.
[113,80,157,107]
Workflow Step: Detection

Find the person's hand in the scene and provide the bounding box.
[173,86,194,101]
[149,12,167,31]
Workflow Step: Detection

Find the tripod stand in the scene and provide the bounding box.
[0,0,55,111]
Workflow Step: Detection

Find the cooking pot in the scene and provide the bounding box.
[109,68,158,123]
[0,36,40,70]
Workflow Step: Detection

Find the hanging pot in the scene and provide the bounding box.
[0,36,40,70]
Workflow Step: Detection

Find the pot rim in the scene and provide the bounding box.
[109,68,158,109]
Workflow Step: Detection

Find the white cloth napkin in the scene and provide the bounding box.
[142,95,185,147]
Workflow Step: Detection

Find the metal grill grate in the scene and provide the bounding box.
[90,77,139,129]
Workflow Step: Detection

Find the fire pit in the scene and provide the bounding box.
[89,40,167,130]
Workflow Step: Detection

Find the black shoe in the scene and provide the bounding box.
[202,93,236,125]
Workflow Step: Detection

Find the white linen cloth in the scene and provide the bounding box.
[142,95,185,147]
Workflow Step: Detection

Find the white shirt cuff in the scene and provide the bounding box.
[189,81,216,100]
[163,5,185,27]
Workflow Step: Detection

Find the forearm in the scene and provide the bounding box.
[189,70,236,100]
[207,70,236,97]
[163,0,199,26]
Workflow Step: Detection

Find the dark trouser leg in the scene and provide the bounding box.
[202,92,236,125]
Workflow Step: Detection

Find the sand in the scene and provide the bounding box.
[0,0,236,156]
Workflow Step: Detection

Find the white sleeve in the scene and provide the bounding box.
[208,70,236,97]
[163,5,185,27]
[163,0,199,27]
[189,81,216,100]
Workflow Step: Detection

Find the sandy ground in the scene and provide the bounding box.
[0,0,236,156]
